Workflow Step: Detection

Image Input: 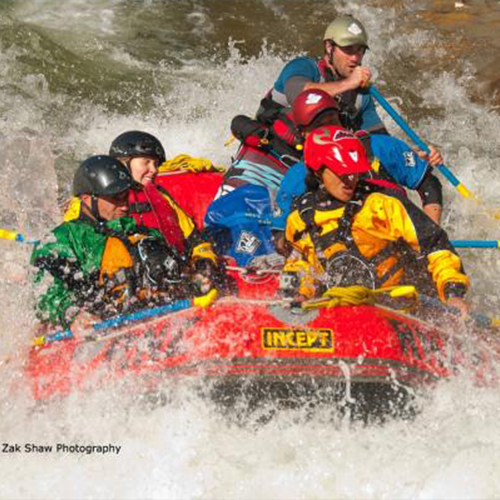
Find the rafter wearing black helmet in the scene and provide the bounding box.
[73,154,134,223]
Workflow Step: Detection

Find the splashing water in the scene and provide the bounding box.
[1,1,500,499]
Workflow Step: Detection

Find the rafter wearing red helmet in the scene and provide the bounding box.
[282,125,469,317]
[274,89,445,225]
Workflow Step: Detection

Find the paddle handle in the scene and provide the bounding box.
[0,228,38,244]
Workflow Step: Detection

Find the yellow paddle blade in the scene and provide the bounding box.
[33,335,46,347]
[456,183,476,201]
[0,229,19,241]
[386,285,418,299]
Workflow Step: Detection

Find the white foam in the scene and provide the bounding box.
[1,2,500,499]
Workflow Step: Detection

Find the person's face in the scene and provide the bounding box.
[129,156,158,185]
[95,191,129,220]
[321,168,359,202]
[331,44,366,78]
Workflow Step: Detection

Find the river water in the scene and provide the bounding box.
[1,1,500,499]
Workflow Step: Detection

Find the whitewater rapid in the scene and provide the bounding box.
[1,1,500,499]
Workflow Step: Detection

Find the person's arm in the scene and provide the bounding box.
[159,188,218,265]
[276,57,321,105]
[303,66,372,97]
[31,231,85,329]
[416,172,443,224]
[31,221,111,329]
[371,135,443,223]
[360,192,469,305]
[272,162,309,232]
[414,145,444,224]
[281,196,325,299]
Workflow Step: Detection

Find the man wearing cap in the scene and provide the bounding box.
[257,15,387,134]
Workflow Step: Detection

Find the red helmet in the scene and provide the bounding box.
[304,125,371,176]
[292,89,339,128]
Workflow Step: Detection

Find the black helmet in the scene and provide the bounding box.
[73,155,134,197]
[109,130,166,164]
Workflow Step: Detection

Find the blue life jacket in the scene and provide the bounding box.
[204,184,276,266]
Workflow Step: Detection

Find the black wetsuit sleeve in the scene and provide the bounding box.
[390,191,452,254]
[231,115,268,143]
[416,170,443,206]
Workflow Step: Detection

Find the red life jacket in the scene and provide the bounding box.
[365,177,407,196]
[128,183,186,254]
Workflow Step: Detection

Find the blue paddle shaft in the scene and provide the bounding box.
[41,298,193,344]
[369,86,460,188]
[451,240,499,249]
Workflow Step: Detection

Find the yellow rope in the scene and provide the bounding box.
[158,154,226,174]
[302,285,418,310]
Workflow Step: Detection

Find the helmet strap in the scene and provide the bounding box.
[89,195,105,222]
[324,40,335,67]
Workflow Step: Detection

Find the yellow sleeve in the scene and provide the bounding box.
[191,241,217,264]
[284,209,323,298]
[355,193,420,252]
[427,250,470,301]
[357,193,469,300]
[161,191,217,264]
[285,209,317,266]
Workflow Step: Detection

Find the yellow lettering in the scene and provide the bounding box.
[317,331,327,348]
[262,328,333,351]
[264,331,272,348]
[296,331,308,348]
[307,332,318,347]
[274,331,286,347]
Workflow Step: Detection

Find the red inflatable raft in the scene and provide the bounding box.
[26,172,500,415]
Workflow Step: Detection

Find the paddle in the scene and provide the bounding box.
[416,294,500,330]
[451,240,500,249]
[33,289,218,346]
[0,228,38,244]
[368,85,476,200]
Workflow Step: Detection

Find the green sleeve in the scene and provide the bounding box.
[31,221,105,328]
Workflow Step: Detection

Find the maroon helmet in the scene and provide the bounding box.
[292,89,340,128]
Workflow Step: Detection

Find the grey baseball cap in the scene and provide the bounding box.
[323,15,369,48]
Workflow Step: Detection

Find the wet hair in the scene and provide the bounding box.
[305,168,322,191]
